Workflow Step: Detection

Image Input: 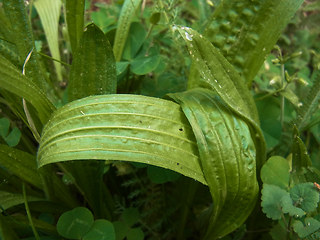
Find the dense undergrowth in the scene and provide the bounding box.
[0,0,320,239]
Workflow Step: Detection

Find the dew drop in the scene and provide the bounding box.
[185,31,193,41]
[298,102,303,107]
[80,111,85,115]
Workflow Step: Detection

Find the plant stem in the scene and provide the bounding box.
[23,183,40,240]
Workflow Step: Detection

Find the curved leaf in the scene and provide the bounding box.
[113,0,142,61]
[0,191,43,212]
[0,55,55,124]
[177,26,266,169]
[68,23,117,101]
[37,94,205,184]
[168,88,259,239]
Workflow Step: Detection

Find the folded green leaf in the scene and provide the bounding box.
[37,94,205,184]
[113,0,142,61]
[177,26,266,169]
[65,0,85,53]
[0,55,55,124]
[34,0,62,81]
[204,0,304,84]
[68,23,117,101]
[168,88,258,239]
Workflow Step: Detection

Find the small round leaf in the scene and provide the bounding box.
[83,219,115,240]
[290,182,320,212]
[261,184,289,220]
[261,156,290,189]
[57,207,94,239]
[127,228,144,240]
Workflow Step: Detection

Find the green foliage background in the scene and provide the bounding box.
[0,0,319,239]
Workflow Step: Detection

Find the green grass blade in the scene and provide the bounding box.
[37,94,205,185]
[204,0,304,84]
[177,26,266,169]
[113,0,142,61]
[34,0,62,81]
[3,0,47,90]
[0,55,55,124]
[0,144,43,189]
[296,71,320,131]
[168,88,259,239]
[68,23,117,101]
[0,191,43,213]
[65,0,85,53]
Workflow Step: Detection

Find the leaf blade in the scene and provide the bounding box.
[168,88,259,239]
[113,0,142,61]
[37,94,205,185]
[68,23,117,101]
[65,0,85,53]
[34,0,62,81]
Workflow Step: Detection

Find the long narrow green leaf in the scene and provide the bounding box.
[65,0,85,53]
[3,0,46,90]
[34,0,62,81]
[0,55,55,124]
[0,144,43,189]
[177,26,266,169]
[37,94,205,185]
[204,0,304,84]
[69,23,117,101]
[168,88,259,239]
[0,191,43,213]
[113,0,142,61]
[177,26,257,123]
[296,71,320,131]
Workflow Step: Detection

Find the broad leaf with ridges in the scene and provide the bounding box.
[37,94,205,184]
[168,88,258,239]
[68,23,116,101]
